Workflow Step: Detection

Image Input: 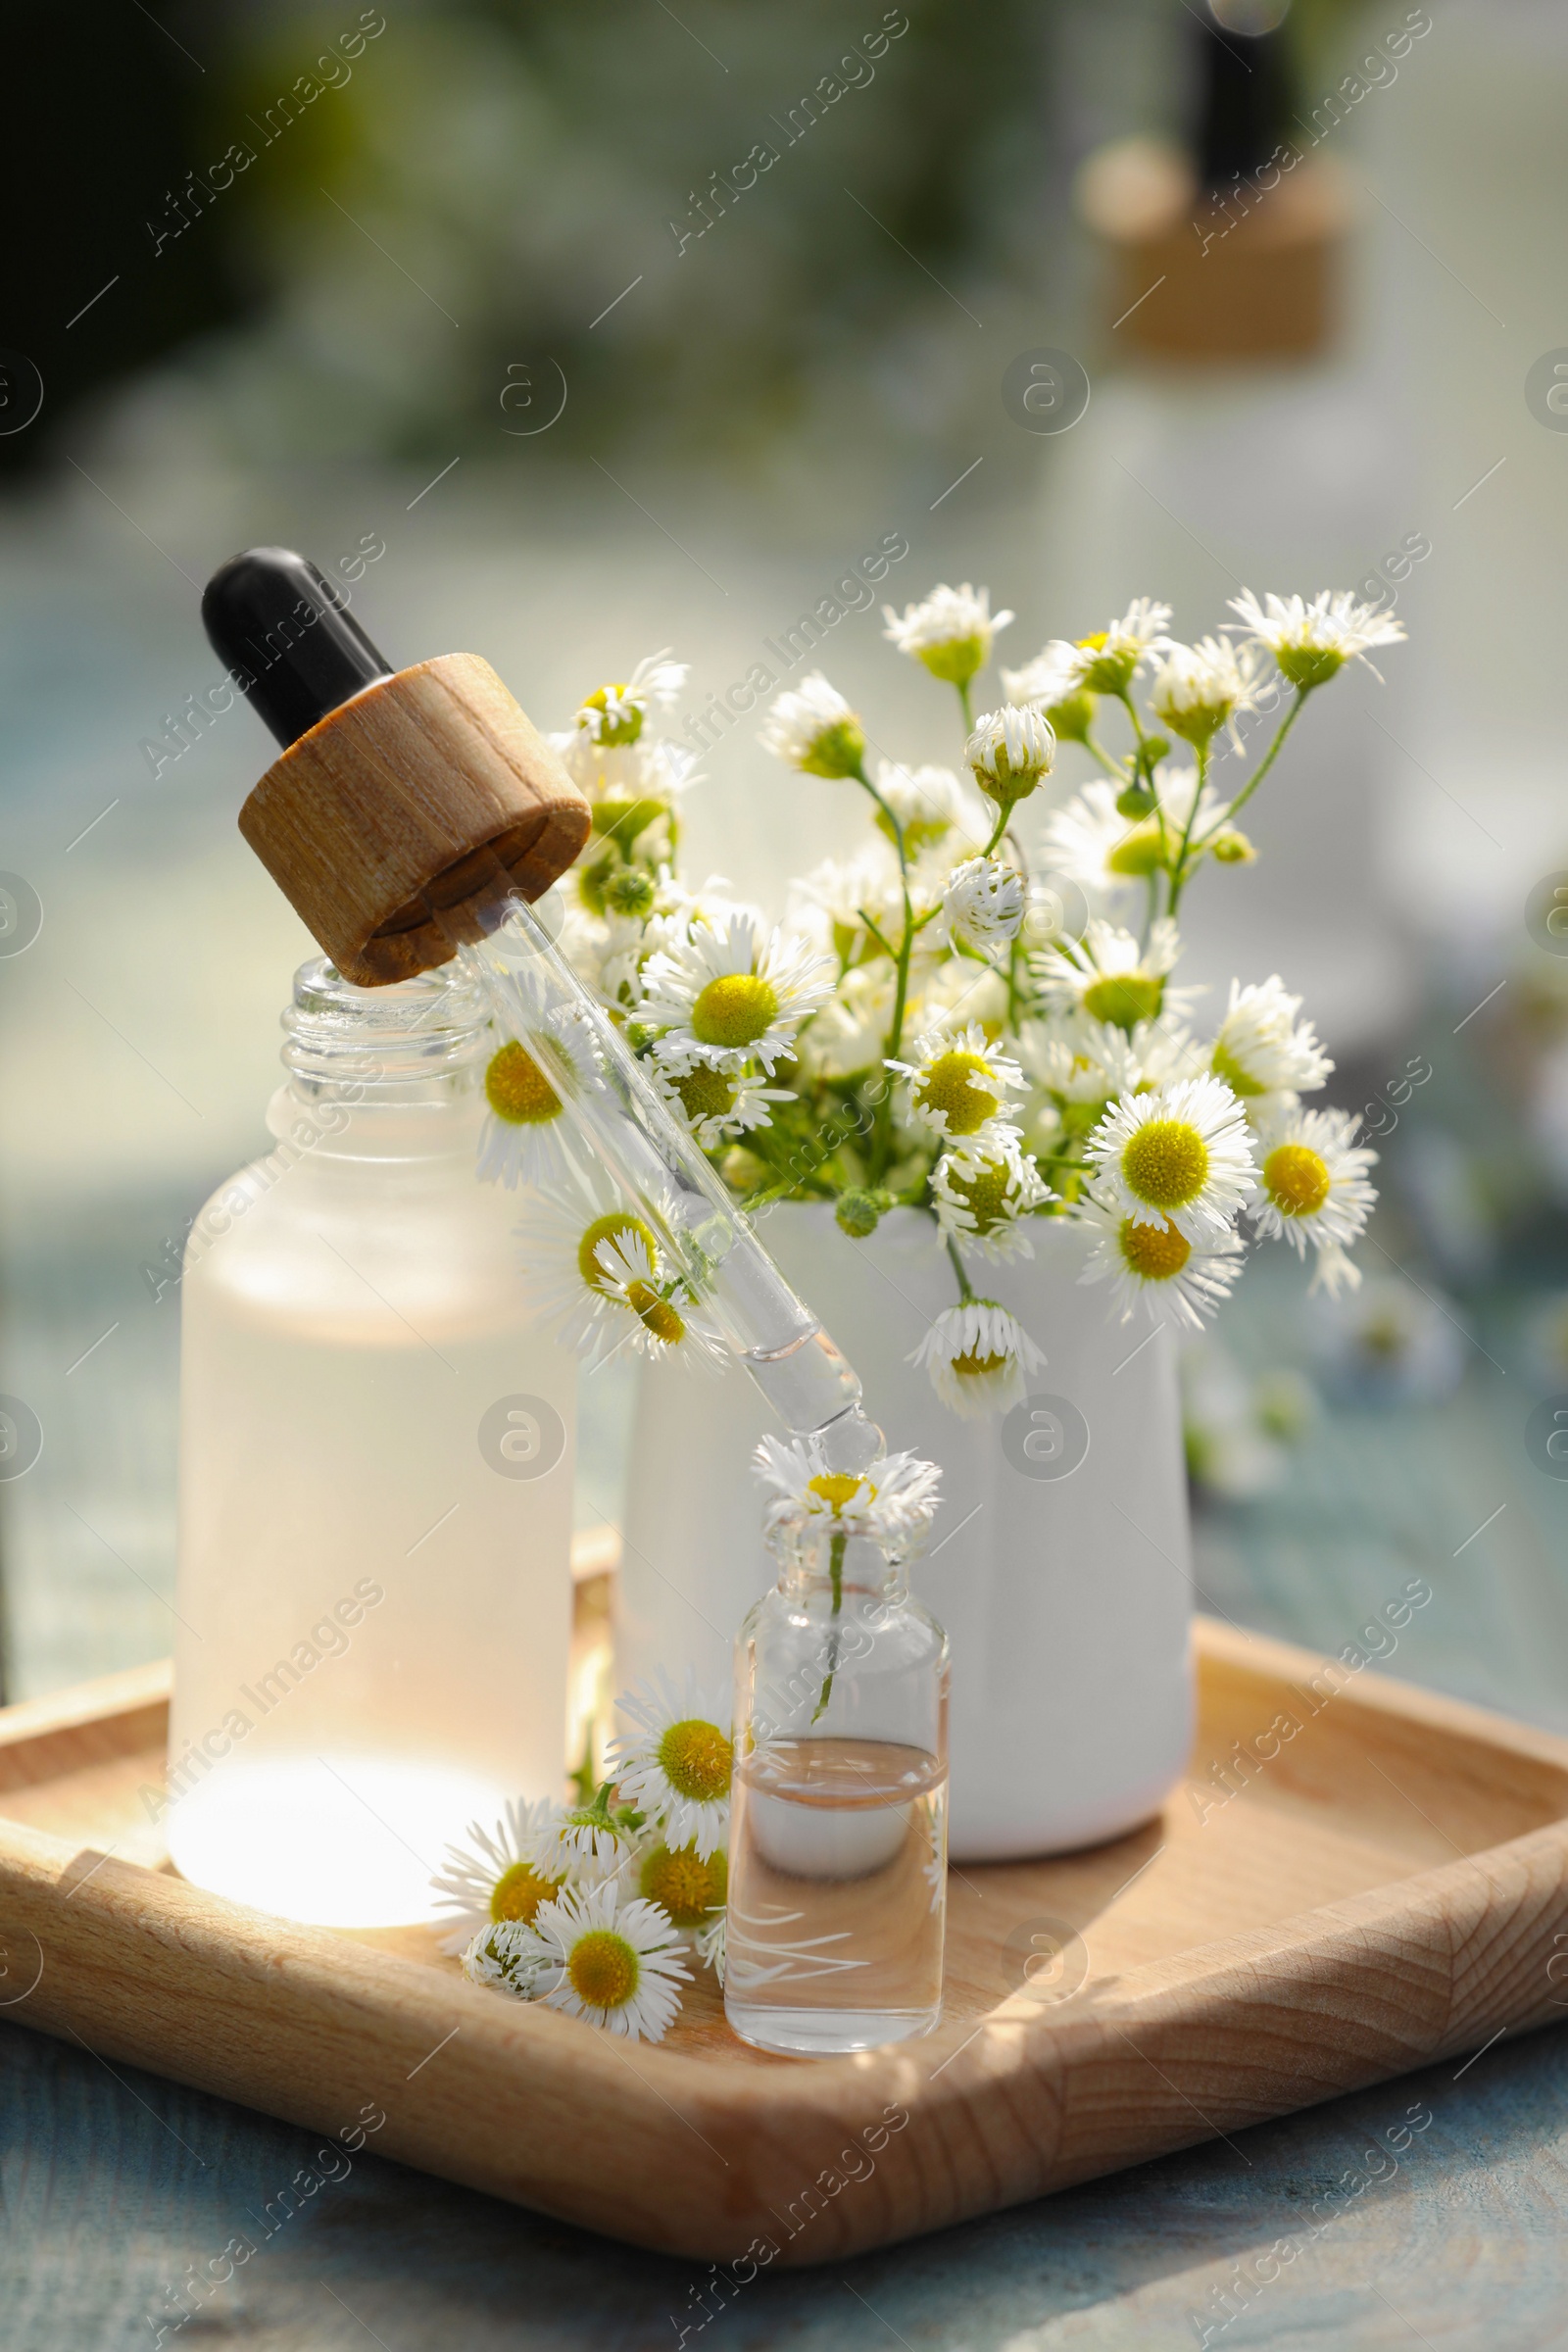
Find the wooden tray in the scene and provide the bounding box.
[2,1609,1566,2268]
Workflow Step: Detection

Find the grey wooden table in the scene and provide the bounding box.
[3,2006,1565,2351]
[6,1245,1568,2347]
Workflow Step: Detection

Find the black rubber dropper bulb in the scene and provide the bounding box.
[1194,16,1293,194]
[201,547,396,751]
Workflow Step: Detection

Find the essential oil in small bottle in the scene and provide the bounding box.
[725,1511,949,2055]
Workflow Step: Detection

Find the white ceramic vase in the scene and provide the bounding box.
[616,1203,1194,1862]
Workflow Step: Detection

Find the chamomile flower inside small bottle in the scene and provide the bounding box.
[725,1441,949,2057]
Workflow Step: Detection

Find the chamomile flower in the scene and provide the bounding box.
[791,846,906,965]
[1034,916,1198,1034]
[1063,598,1173,696]
[462,1919,553,1997]
[696,1909,726,1985]
[932,1131,1054,1262]
[640,911,833,1074]
[609,1670,733,1860]
[1002,640,1097,742]
[652,1059,791,1148]
[795,963,898,1082]
[882,582,1013,687]
[1018,1013,1199,1138]
[1309,1241,1363,1299]
[476,1011,601,1190]
[751,1435,943,1545]
[759,672,866,778]
[430,1796,564,1956]
[943,857,1026,959]
[593,1228,727,1373]
[491,1882,692,2041]
[1208,976,1332,1116]
[552,732,699,832]
[964,706,1055,809]
[1149,635,1263,750]
[1086,1074,1257,1243]
[525,1788,641,1879]
[517,1176,723,1371]
[1249,1106,1377,1260]
[871,761,980,857]
[1226,589,1406,689]
[909,1298,1046,1420]
[1075,1192,1246,1330]
[572,651,687,747]
[637,1840,727,1933]
[889,1021,1027,1143]
[1043,778,1163,897]
[910,954,1010,1042]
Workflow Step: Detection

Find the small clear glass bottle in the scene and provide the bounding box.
[724,1515,949,2055]
[167,957,576,1929]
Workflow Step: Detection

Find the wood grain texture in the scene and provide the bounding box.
[0,1617,1565,2270]
[238,652,590,986]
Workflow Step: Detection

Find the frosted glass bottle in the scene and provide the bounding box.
[167,957,576,1928]
[725,1515,949,2056]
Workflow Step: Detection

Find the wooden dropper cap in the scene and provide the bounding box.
[204,548,591,987]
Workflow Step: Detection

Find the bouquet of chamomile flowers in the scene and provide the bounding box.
[477,585,1400,1417]
[436,1665,732,2042]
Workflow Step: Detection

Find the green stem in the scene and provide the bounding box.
[981,804,1011,858]
[811,1529,848,1724]
[854,762,919,1183]
[956,679,975,737]
[945,1233,977,1303]
[1115,688,1169,867]
[1084,729,1132,782]
[1193,690,1306,851]
[1164,737,1209,921]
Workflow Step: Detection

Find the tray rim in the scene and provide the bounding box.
[1,1618,1566,2267]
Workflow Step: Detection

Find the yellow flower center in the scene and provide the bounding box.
[1210,1041,1263,1098]
[1263,1142,1331,1216]
[691,971,779,1050]
[625,1279,686,1345]
[580,685,644,749]
[669,1065,737,1124]
[485,1040,564,1126]
[567,1927,640,2010]
[948,1158,1014,1233]
[1118,1216,1192,1281]
[807,1471,873,1513]
[917,1050,1000,1136]
[657,1717,733,1804]
[577,1211,658,1293]
[953,1349,1008,1378]
[1121,1117,1209,1211]
[1105,826,1165,879]
[1082,973,1163,1031]
[638,1841,727,1927]
[490,1860,563,1925]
